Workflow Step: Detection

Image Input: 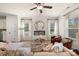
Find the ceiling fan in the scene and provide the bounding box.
[30,3,52,13]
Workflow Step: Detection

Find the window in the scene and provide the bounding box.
[48,19,58,35]
[24,23,29,32]
[0,16,6,29]
[50,23,55,34]
[68,17,79,38]
[20,19,30,32]
[20,19,32,41]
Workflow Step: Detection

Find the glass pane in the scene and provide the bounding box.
[68,29,78,38]
[50,23,54,34]
[68,17,78,29]
[68,17,79,38]
[0,32,3,42]
[24,23,29,32]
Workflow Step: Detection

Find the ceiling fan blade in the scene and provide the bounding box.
[30,7,37,10]
[34,3,41,5]
[43,6,52,9]
[34,3,38,5]
[40,10,42,13]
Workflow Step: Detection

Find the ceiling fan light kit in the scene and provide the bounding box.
[37,6,43,9]
[30,3,52,13]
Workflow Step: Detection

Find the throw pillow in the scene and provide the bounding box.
[51,42,64,52]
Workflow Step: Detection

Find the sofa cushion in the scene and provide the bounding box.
[51,42,64,52]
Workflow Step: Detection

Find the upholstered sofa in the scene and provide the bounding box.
[51,35,73,49]
[0,42,33,56]
[31,39,50,52]
[33,47,77,56]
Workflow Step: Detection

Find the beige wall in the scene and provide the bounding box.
[59,16,65,37]
[5,15,18,42]
[31,14,48,40]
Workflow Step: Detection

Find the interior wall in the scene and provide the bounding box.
[0,3,78,41]
[59,16,68,38]
[0,16,6,41]
[59,9,79,49]
[31,14,48,40]
[68,9,79,49]
[19,14,59,41]
[6,15,18,42]
[59,16,65,38]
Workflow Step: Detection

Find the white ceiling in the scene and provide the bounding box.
[0,3,79,18]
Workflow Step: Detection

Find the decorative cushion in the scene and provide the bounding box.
[0,42,8,48]
[62,38,72,49]
[0,48,23,56]
[51,35,62,44]
[43,43,53,52]
[51,42,64,52]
